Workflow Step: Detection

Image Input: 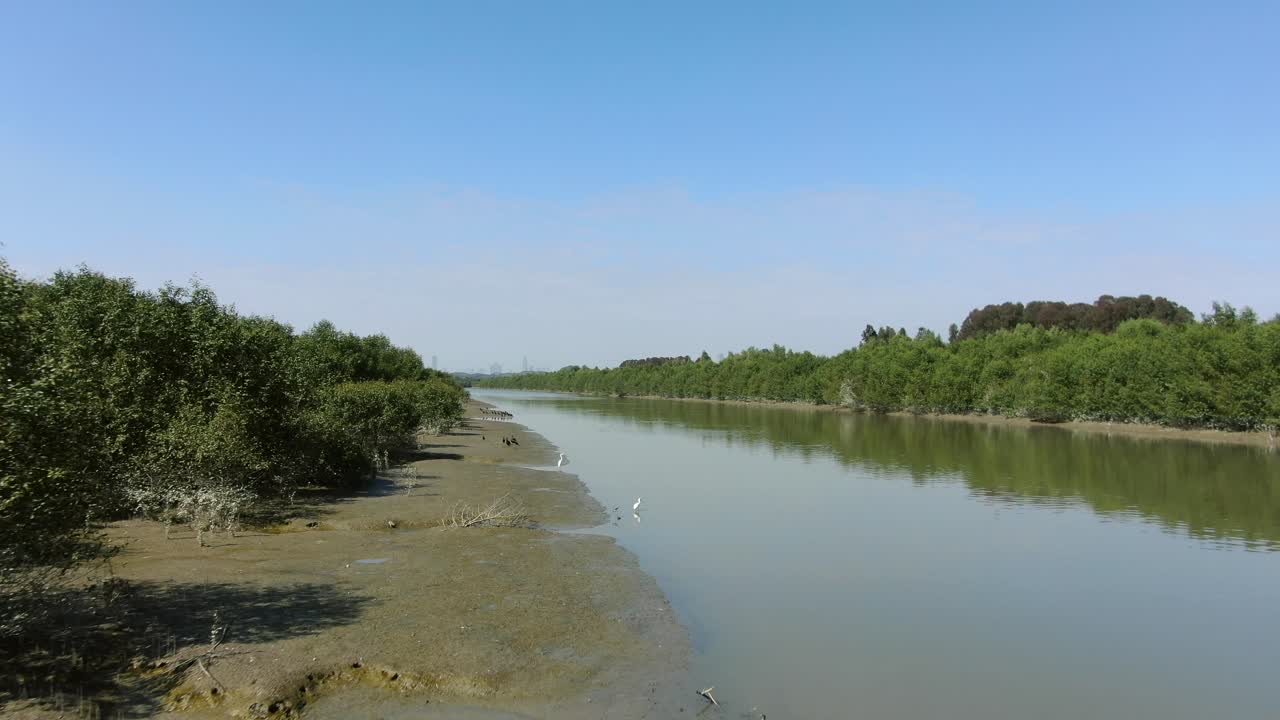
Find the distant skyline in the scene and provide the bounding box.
[3,2,1277,369]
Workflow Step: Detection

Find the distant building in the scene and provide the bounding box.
[522,355,528,372]
[489,363,503,375]
[431,355,438,370]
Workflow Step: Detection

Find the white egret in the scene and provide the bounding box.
[632,497,643,512]
[556,452,568,467]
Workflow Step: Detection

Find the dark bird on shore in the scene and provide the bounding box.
[510,437,519,446]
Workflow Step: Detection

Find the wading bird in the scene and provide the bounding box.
[633,497,643,512]
[557,452,568,467]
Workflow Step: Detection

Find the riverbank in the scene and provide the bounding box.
[491,389,1277,450]
[2,400,691,719]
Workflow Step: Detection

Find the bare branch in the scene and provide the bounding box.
[441,494,531,529]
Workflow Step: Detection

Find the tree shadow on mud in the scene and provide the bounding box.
[240,488,355,527]
[399,449,464,462]
[357,472,442,498]
[243,476,431,525]
[440,422,482,437]
[243,457,454,527]
[1,577,372,718]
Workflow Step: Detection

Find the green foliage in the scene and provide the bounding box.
[482,309,1280,433]
[487,345,828,404]
[298,320,450,383]
[0,259,465,572]
[619,355,692,368]
[311,379,466,484]
[957,294,1193,340]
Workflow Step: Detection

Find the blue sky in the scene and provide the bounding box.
[2,1,1276,370]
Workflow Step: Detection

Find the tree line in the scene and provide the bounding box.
[480,297,1280,432]
[953,294,1193,341]
[619,356,693,368]
[0,258,465,578]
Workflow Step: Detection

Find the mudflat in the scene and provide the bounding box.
[3,401,690,719]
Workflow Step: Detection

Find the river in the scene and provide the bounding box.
[473,389,1280,720]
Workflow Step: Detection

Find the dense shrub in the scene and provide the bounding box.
[298,319,454,384]
[309,378,466,485]
[0,260,465,573]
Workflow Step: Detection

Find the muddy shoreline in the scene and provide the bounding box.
[2,400,692,719]
[486,389,1277,449]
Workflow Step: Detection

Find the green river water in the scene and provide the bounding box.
[475,390,1280,720]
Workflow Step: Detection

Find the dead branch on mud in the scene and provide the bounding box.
[441,494,531,529]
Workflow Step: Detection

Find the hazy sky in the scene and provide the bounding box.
[2,1,1276,371]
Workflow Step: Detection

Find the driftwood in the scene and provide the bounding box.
[169,614,235,691]
[698,686,719,706]
[443,494,530,528]
[195,657,225,692]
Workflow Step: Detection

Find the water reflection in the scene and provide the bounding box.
[477,390,1280,720]
[511,394,1280,550]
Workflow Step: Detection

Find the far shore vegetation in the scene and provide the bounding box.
[479,294,1280,434]
[0,256,465,653]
